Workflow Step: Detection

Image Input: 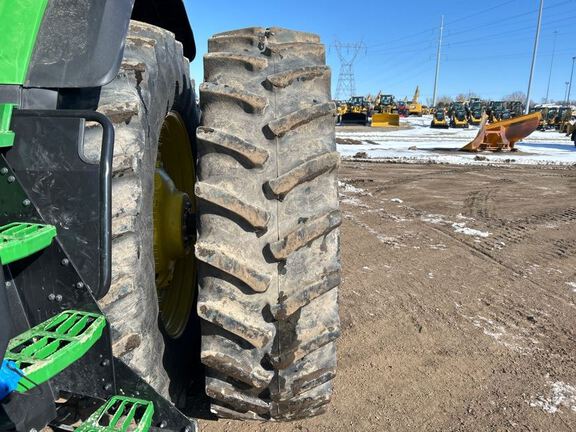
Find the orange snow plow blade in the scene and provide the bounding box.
[461,112,541,152]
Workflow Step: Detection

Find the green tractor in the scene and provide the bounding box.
[0,1,341,430]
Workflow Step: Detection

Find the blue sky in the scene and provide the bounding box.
[183,0,576,104]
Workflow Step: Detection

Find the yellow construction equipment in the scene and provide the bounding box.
[430,107,449,128]
[336,101,348,123]
[408,86,423,116]
[340,96,369,125]
[371,93,400,127]
[467,100,484,126]
[449,102,469,128]
[461,112,541,152]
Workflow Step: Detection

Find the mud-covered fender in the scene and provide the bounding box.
[26,0,195,89]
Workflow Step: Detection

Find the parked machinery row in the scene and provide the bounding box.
[335,86,428,126]
[430,99,527,129]
[530,105,574,133]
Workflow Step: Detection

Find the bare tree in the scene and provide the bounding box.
[436,95,453,107]
[503,91,526,102]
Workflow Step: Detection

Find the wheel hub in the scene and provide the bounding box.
[153,112,196,339]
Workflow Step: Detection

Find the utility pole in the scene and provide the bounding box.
[567,56,576,105]
[333,41,366,100]
[544,30,557,103]
[432,15,444,107]
[525,0,544,114]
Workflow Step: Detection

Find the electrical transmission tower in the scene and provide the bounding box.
[332,41,366,100]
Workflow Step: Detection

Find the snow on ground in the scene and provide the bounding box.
[421,213,491,238]
[337,115,576,166]
[530,381,576,414]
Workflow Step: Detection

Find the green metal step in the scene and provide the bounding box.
[0,104,15,148]
[5,310,106,392]
[0,222,56,265]
[76,396,154,432]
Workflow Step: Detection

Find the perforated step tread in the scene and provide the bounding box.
[0,222,56,265]
[76,396,154,432]
[5,310,105,392]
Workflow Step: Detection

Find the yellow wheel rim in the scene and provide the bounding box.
[153,112,196,338]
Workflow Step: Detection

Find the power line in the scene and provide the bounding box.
[332,40,366,100]
[525,0,544,113]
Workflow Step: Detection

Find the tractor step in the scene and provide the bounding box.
[76,396,154,432]
[0,222,56,265]
[4,310,106,392]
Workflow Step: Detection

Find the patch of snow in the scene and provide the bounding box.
[337,119,576,166]
[420,214,490,237]
[456,213,475,221]
[421,214,446,224]
[566,282,576,293]
[340,196,366,207]
[463,315,535,353]
[530,381,576,414]
[338,181,364,194]
[451,222,491,238]
[390,198,403,203]
[430,243,447,250]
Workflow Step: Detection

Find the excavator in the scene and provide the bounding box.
[371,93,400,127]
[407,86,423,117]
[0,1,341,430]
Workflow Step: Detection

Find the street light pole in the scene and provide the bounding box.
[525,0,544,114]
[567,56,576,105]
[432,15,444,108]
[545,30,557,104]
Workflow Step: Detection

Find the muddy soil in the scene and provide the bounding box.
[194,161,576,431]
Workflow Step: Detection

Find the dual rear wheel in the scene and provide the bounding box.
[92,22,340,421]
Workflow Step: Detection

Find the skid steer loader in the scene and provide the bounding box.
[448,102,469,129]
[430,107,449,129]
[467,100,484,126]
[0,1,341,430]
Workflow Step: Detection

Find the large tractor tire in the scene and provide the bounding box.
[197,28,341,420]
[83,21,198,397]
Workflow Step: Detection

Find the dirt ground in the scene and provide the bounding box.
[196,161,576,431]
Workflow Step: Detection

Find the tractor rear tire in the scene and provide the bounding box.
[197,27,341,420]
[83,21,198,397]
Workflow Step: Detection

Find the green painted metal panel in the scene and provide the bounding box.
[0,0,49,84]
[0,104,15,147]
